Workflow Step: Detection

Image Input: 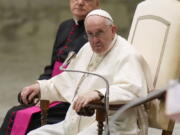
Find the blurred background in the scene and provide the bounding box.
[0,0,179,134]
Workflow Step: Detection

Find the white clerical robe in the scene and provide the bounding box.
[28,35,150,135]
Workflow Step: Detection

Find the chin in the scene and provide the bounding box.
[74,9,86,14]
[94,50,104,54]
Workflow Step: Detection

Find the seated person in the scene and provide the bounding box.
[21,9,150,135]
[0,0,100,134]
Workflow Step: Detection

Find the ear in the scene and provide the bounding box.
[111,25,117,34]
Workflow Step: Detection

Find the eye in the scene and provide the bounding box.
[84,0,92,2]
[87,33,93,36]
[96,31,104,36]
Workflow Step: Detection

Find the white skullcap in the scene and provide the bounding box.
[86,9,113,22]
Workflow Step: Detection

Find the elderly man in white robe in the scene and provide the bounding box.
[20,9,150,135]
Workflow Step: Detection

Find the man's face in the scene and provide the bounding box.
[85,16,116,54]
[70,0,99,20]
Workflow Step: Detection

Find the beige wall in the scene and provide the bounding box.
[0,0,143,41]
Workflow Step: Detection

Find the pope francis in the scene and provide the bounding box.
[20,9,151,135]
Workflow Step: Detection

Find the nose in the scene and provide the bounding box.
[91,37,99,44]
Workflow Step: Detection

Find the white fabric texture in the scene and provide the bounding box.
[29,35,150,135]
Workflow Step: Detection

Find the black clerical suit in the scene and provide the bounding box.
[0,19,87,135]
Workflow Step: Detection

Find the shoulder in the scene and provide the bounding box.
[116,35,143,60]
[61,19,74,26]
[67,43,92,68]
[58,19,74,30]
[76,43,92,57]
[54,19,74,37]
[117,36,138,53]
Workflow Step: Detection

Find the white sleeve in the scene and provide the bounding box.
[38,44,90,103]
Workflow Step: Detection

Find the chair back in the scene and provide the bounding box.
[128,0,180,132]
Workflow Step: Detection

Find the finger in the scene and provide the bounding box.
[76,101,84,112]
[21,83,40,104]
[78,97,89,111]
[33,98,40,105]
[74,99,82,112]
[72,97,78,110]
[81,100,89,108]
[28,91,38,103]
[21,89,31,104]
[73,98,84,112]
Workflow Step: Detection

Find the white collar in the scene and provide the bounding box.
[73,18,78,25]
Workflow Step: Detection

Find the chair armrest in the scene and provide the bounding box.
[77,101,123,117]
[40,100,50,126]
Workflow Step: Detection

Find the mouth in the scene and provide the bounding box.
[74,7,85,11]
[93,45,102,50]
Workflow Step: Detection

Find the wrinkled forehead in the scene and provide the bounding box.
[70,0,99,4]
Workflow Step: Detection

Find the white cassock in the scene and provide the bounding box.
[28,35,151,135]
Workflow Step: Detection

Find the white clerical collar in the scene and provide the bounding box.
[73,18,79,25]
[73,18,84,25]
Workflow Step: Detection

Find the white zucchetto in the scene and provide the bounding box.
[86,9,113,22]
